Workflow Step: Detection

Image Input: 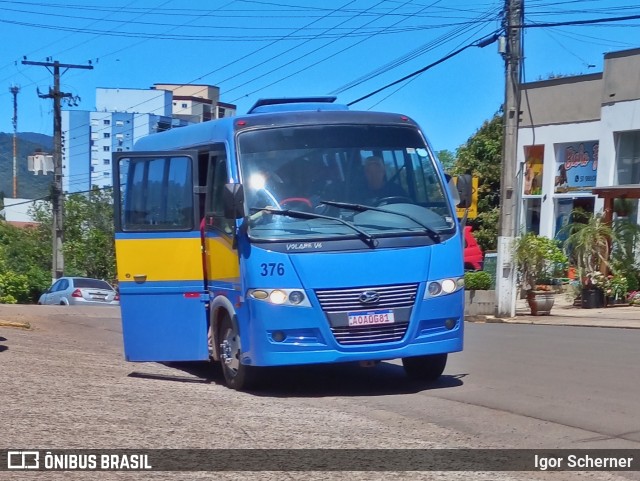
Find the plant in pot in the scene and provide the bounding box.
[606,274,629,306]
[561,212,617,308]
[514,232,568,315]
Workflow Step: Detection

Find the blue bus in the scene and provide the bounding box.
[113,97,466,390]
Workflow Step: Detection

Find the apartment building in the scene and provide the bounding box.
[153,83,237,123]
[61,86,236,194]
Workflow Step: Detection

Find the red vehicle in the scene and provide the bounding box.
[464,226,483,271]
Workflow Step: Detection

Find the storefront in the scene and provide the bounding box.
[518,47,640,239]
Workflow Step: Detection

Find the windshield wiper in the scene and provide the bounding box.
[249,207,379,248]
[319,200,441,243]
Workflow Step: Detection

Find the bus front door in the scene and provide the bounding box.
[113,151,208,362]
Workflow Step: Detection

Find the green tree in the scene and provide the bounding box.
[436,149,456,172]
[31,186,116,284]
[452,112,503,251]
[0,219,50,303]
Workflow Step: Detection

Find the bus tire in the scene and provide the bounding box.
[218,315,258,391]
[402,353,447,381]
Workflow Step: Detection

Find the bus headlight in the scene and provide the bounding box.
[424,277,465,298]
[441,279,456,294]
[288,290,305,305]
[248,288,310,307]
[269,290,287,305]
[428,282,442,296]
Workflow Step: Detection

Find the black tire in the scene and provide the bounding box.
[218,315,258,391]
[402,353,447,381]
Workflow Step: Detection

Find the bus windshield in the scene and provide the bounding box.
[238,124,455,242]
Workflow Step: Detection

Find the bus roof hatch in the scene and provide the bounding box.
[247,96,348,114]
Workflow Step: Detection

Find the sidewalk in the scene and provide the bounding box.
[467,294,640,329]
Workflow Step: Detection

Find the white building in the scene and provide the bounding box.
[1,198,47,226]
[518,47,640,239]
[61,86,236,194]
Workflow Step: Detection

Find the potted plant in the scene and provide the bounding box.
[514,232,568,315]
[581,271,606,308]
[561,212,617,308]
[606,274,629,306]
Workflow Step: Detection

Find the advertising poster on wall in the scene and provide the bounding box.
[523,145,544,196]
[555,141,599,193]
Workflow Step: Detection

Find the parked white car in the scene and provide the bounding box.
[38,277,119,306]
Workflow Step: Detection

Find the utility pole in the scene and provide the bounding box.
[22,59,93,282]
[496,0,523,317]
[10,85,20,198]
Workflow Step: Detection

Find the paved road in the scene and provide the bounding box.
[1,306,638,480]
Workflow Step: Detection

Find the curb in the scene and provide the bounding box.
[464,315,640,329]
[0,320,32,330]
[464,315,505,323]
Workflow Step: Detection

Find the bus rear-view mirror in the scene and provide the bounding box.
[223,183,245,219]
[456,174,472,209]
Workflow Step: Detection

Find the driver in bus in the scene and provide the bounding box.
[359,155,407,204]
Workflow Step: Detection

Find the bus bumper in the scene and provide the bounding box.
[240,290,464,367]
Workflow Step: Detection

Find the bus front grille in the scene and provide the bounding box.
[315,283,418,313]
[330,323,409,345]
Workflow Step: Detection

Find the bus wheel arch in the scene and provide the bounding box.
[218,313,258,390]
[208,296,238,361]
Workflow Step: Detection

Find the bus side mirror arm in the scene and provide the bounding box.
[223,183,245,220]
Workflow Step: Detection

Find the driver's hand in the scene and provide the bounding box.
[248,205,276,223]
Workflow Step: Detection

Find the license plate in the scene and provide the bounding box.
[347,309,395,327]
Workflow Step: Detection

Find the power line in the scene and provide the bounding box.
[331,5,501,95]
[347,30,500,106]
[517,12,640,28]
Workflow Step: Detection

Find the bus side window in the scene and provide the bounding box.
[206,150,232,236]
[122,156,193,231]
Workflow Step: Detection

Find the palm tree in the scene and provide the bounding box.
[561,212,616,276]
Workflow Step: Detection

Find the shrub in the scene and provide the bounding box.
[0,270,30,304]
[464,270,492,290]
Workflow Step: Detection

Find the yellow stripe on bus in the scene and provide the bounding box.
[205,237,240,280]
[115,238,203,282]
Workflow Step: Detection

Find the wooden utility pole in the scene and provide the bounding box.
[496,0,523,317]
[21,59,93,282]
[10,85,20,198]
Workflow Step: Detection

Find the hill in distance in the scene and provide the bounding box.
[0,132,54,199]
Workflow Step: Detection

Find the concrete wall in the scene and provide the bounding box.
[154,83,220,102]
[520,74,603,128]
[464,290,496,316]
[603,48,640,105]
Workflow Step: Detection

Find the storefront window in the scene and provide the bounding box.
[554,197,595,241]
[523,198,541,234]
[523,145,544,196]
[616,131,640,185]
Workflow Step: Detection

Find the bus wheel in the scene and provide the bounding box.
[402,353,447,382]
[219,315,257,391]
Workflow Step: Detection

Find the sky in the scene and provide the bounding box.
[0,0,640,153]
